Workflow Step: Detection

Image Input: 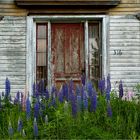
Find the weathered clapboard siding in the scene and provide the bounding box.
[0,0,140,16]
[109,0,140,15]
[109,15,140,90]
[0,16,26,95]
[0,0,27,16]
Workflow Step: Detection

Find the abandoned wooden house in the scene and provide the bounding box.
[0,0,140,94]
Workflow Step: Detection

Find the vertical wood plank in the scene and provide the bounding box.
[102,16,109,79]
[85,21,89,82]
[26,16,33,98]
[48,21,52,92]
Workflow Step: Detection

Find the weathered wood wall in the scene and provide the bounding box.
[0,0,27,16]
[109,0,140,15]
[0,0,140,16]
[109,15,140,90]
[0,16,26,94]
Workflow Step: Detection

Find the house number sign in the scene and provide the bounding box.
[114,50,122,55]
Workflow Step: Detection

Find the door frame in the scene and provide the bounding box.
[26,15,109,95]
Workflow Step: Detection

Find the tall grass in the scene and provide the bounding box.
[0,76,140,139]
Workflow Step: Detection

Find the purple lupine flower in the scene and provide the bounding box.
[35,83,39,98]
[81,73,86,86]
[14,97,18,104]
[45,88,49,100]
[69,80,74,101]
[14,92,20,104]
[90,91,97,112]
[106,92,110,102]
[83,94,88,110]
[98,77,105,94]
[107,102,112,117]
[87,82,93,98]
[81,86,84,101]
[17,117,23,132]
[106,74,111,94]
[34,100,40,119]
[16,91,20,102]
[21,92,24,106]
[33,118,38,137]
[71,94,77,117]
[51,85,57,98]
[76,85,81,96]
[119,80,123,99]
[63,83,69,101]
[26,96,31,120]
[5,78,11,98]
[69,79,74,91]
[39,79,45,95]
[77,95,82,112]
[8,121,13,137]
[51,97,56,108]
[33,82,36,97]
[58,87,64,103]
[48,97,56,108]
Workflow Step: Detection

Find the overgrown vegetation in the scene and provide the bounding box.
[0,76,140,139]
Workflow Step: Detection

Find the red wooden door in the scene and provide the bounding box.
[51,23,84,88]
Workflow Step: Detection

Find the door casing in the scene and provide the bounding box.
[26,15,109,96]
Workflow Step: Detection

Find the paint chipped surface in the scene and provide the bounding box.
[51,23,84,87]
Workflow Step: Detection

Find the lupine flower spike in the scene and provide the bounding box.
[71,94,77,117]
[106,74,111,94]
[81,73,86,86]
[119,80,123,99]
[26,95,31,120]
[45,88,49,100]
[58,86,64,103]
[107,102,112,117]
[90,89,97,112]
[8,121,13,137]
[34,100,40,119]
[5,78,11,98]
[83,93,88,110]
[87,82,93,98]
[77,95,82,112]
[17,117,23,133]
[98,77,105,94]
[63,83,69,101]
[106,74,111,102]
[33,118,38,137]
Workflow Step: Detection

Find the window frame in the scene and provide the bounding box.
[26,15,109,95]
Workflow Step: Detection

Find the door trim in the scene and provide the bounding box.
[26,15,109,96]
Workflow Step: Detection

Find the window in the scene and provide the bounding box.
[36,24,48,87]
[88,23,102,84]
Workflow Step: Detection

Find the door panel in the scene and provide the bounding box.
[51,23,84,88]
